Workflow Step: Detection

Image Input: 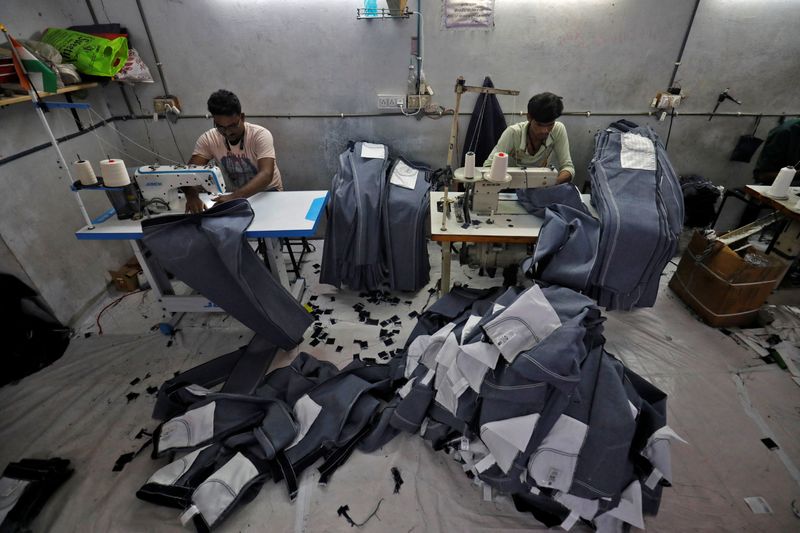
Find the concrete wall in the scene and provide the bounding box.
[2,0,799,321]
[100,0,799,190]
[1,0,132,323]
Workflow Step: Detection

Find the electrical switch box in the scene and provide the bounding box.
[153,96,181,114]
[378,94,406,109]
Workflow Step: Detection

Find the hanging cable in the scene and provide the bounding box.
[87,108,182,163]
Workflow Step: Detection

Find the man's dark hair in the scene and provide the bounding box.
[207,90,241,116]
[527,92,564,123]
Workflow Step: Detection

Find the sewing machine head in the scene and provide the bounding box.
[454,166,558,215]
[134,165,226,213]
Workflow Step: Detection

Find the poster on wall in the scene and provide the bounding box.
[442,0,495,29]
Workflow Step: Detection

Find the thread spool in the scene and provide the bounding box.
[74,159,97,185]
[766,166,796,199]
[489,152,509,183]
[464,152,476,179]
[100,159,130,187]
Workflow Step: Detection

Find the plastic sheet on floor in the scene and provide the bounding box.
[0,244,797,532]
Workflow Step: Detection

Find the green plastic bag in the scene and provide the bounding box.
[41,28,128,77]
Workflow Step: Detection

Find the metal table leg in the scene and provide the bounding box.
[441,241,451,294]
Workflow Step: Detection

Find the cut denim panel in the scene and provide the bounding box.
[528,415,588,492]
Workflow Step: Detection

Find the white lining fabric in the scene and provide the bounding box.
[480,413,539,473]
[159,401,216,452]
[483,285,562,362]
[0,478,30,525]
[287,395,323,449]
[147,445,210,486]
[529,415,588,491]
[191,452,259,527]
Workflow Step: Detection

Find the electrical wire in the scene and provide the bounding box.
[96,289,147,335]
[89,107,183,165]
[166,119,186,161]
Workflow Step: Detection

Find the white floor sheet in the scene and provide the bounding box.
[1,241,798,532]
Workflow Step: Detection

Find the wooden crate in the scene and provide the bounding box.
[669,231,788,327]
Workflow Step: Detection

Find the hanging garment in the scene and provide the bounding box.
[461,76,508,167]
[141,199,311,350]
[384,158,432,291]
[320,141,391,291]
[586,121,684,310]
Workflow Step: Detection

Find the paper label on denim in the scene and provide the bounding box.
[620,132,656,170]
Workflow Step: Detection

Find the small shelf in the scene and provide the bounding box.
[357,8,410,19]
[0,82,99,107]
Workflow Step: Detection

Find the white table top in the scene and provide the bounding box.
[75,190,328,240]
[430,191,594,242]
[744,185,800,219]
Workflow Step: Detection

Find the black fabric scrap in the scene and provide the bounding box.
[146,385,158,395]
[337,499,384,527]
[310,339,320,347]
[126,392,139,403]
[366,319,379,326]
[326,338,335,345]
[129,377,141,386]
[113,452,135,472]
[336,346,343,353]
[391,467,403,493]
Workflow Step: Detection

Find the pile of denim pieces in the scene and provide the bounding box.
[372,284,682,532]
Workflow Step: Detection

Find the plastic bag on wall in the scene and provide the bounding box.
[113,48,154,84]
[41,28,128,77]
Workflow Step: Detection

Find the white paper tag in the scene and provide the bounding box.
[390,160,419,189]
[482,484,493,502]
[460,436,470,451]
[645,467,663,489]
[743,496,773,514]
[419,417,429,436]
[179,504,200,526]
[360,142,386,159]
[560,510,580,531]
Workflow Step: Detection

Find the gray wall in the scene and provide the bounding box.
[1,0,131,324]
[2,0,799,322]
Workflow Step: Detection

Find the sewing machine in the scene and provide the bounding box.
[453,166,558,215]
[134,165,226,213]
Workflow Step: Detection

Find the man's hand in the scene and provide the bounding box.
[184,189,206,214]
[556,170,573,184]
[212,193,239,205]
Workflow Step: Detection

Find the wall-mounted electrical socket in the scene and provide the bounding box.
[406,94,431,110]
[153,96,181,114]
[377,94,406,109]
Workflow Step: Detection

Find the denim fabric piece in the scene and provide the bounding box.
[320,141,390,291]
[141,200,312,349]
